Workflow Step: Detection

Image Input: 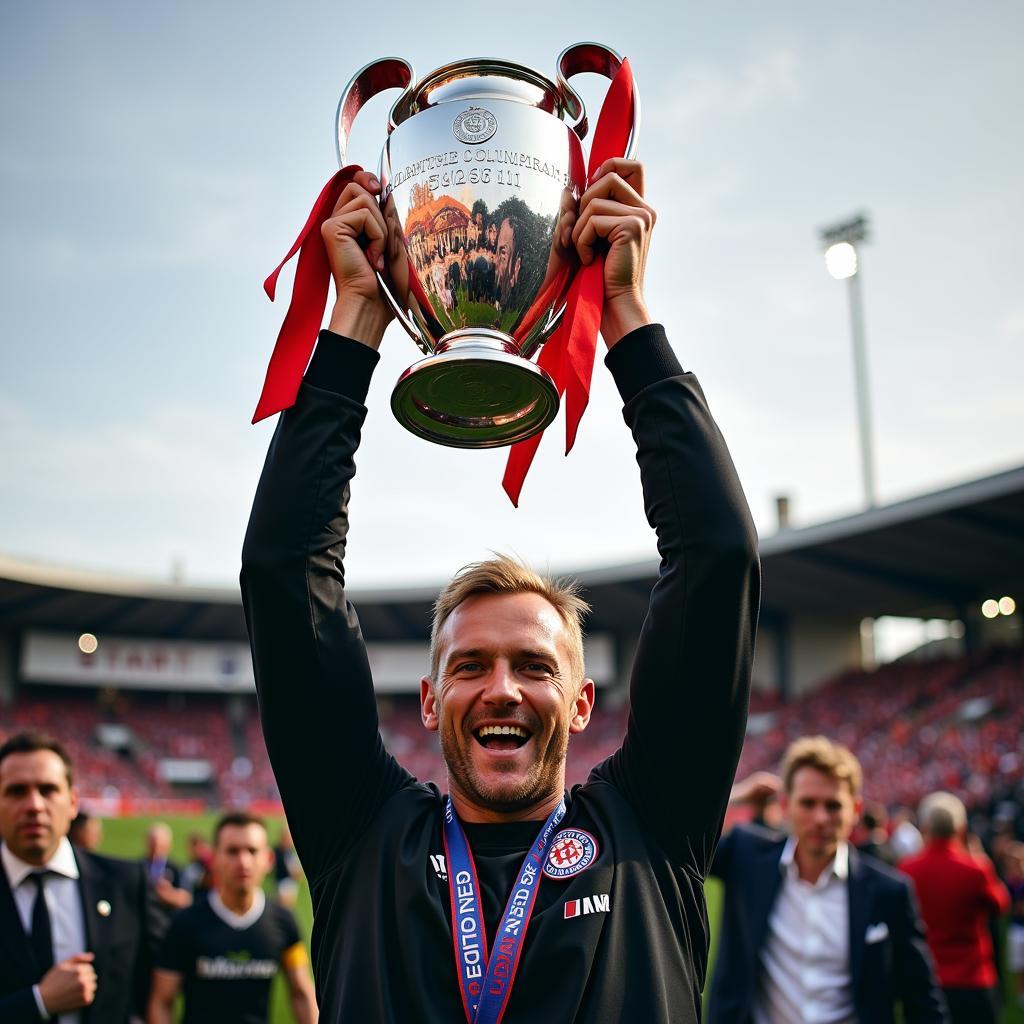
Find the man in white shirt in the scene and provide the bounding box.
[0,730,155,1023]
[708,736,947,1024]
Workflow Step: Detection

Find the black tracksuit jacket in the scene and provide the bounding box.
[240,323,761,1023]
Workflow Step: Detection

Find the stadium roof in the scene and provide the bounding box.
[1,464,1022,642]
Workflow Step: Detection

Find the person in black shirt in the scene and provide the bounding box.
[241,159,760,1022]
[148,812,317,1024]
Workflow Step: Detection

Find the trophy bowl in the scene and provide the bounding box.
[336,45,638,448]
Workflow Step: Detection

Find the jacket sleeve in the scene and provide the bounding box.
[0,990,43,1024]
[240,336,412,881]
[893,877,949,1024]
[591,326,761,875]
[977,856,1011,916]
[133,859,159,1017]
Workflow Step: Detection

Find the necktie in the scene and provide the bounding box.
[28,871,55,976]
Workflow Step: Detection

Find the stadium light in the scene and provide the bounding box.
[819,213,877,507]
[825,241,858,280]
[78,632,99,654]
[999,595,1016,616]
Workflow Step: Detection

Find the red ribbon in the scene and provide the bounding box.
[252,167,362,424]
[501,58,635,506]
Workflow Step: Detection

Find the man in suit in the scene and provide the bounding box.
[0,730,155,1023]
[708,735,947,1024]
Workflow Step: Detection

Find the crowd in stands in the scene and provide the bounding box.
[2,645,1021,845]
[739,645,1024,837]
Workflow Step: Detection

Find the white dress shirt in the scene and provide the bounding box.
[1,837,87,1023]
[753,836,856,1024]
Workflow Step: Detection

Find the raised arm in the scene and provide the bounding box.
[582,161,761,873]
[240,172,409,880]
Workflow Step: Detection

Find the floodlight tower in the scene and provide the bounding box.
[820,213,877,508]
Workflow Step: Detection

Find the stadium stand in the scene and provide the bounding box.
[1,646,1019,841]
[740,645,1023,815]
[0,462,1021,852]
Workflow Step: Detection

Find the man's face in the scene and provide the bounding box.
[0,750,78,864]
[421,592,594,818]
[214,824,272,897]
[782,766,861,862]
[496,220,517,279]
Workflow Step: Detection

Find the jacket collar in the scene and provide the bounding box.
[1,837,80,890]
[778,835,850,883]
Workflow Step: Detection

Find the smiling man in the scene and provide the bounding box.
[421,565,594,822]
[241,158,761,1023]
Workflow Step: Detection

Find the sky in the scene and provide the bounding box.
[1,1,1022,591]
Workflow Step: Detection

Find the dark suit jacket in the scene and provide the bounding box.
[708,824,948,1024]
[0,846,156,1023]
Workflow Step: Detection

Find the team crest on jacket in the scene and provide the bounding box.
[543,829,599,879]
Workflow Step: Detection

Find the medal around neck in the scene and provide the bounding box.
[336,45,639,448]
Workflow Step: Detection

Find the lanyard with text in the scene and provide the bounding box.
[442,796,566,1024]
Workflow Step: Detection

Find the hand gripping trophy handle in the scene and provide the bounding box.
[334,45,639,448]
[335,57,425,349]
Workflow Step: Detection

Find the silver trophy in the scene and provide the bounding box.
[336,44,639,447]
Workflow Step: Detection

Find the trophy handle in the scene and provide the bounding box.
[335,58,426,346]
[335,57,416,166]
[555,42,640,159]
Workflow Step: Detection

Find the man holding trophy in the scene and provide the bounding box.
[242,48,760,1024]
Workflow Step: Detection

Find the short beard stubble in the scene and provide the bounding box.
[440,717,570,814]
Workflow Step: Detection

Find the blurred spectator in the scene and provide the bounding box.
[890,807,925,861]
[273,825,302,910]
[144,823,191,934]
[68,810,103,851]
[709,737,946,1024]
[857,802,895,864]
[1002,841,1024,1011]
[900,792,1010,1024]
[179,832,213,896]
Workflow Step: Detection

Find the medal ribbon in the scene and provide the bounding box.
[501,57,635,506]
[442,796,565,1024]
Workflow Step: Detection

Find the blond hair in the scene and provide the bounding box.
[429,554,590,683]
[781,735,863,797]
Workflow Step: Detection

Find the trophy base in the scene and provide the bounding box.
[391,329,560,449]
